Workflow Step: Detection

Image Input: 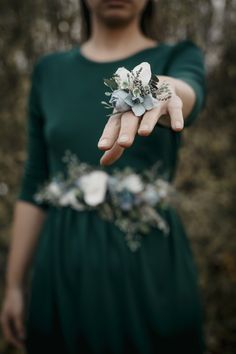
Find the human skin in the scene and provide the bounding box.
[0,0,197,349]
[79,0,196,165]
[0,202,47,349]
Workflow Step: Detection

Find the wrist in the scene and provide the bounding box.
[4,285,24,300]
[5,274,26,292]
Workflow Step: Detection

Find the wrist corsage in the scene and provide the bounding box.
[101,61,172,117]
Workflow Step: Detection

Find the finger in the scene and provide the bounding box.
[100,142,125,166]
[15,314,26,340]
[167,95,184,131]
[1,314,24,349]
[117,110,140,147]
[1,313,13,342]
[12,315,25,348]
[98,112,121,150]
[138,105,163,136]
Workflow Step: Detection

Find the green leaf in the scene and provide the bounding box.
[101,101,111,106]
[151,74,159,83]
[104,78,118,90]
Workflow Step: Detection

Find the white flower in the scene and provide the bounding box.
[79,171,109,206]
[114,67,131,89]
[59,189,84,210]
[114,62,151,90]
[156,179,170,198]
[142,184,160,206]
[47,181,62,197]
[132,62,151,86]
[118,174,144,193]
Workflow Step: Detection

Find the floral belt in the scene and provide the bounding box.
[34,150,179,252]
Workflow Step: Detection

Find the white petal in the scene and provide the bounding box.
[79,171,109,206]
[59,194,70,206]
[59,190,75,206]
[120,174,144,193]
[114,67,131,84]
[59,189,84,210]
[48,182,62,197]
[132,62,151,86]
[142,184,160,206]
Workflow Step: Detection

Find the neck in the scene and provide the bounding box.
[82,15,157,55]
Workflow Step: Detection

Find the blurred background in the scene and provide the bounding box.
[0,0,235,353]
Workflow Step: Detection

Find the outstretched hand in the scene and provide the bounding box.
[97,84,184,166]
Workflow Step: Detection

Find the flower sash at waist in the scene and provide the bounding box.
[34,150,179,252]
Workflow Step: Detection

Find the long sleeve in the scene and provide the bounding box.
[166,39,207,128]
[16,57,49,211]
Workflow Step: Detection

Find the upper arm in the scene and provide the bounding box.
[16,57,50,211]
[166,39,207,128]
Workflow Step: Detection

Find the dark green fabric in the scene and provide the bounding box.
[17,39,207,354]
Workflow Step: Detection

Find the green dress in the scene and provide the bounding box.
[17,39,207,354]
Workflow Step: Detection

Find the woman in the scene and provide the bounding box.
[0,0,207,353]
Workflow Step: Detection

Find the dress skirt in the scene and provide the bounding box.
[24,205,205,354]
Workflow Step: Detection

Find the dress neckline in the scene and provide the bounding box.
[75,42,166,66]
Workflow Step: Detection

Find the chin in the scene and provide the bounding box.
[100,10,135,27]
[99,0,135,25]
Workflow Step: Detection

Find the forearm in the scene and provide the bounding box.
[4,201,47,290]
[157,75,196,128]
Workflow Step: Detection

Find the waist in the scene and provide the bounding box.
[34,150,179,252]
